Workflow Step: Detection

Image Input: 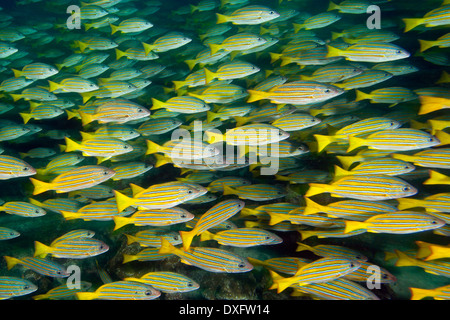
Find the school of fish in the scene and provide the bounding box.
[0,0,449,301]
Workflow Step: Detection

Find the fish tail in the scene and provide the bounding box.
[78,110,95,125]
[114,190,136,213]
[60,210,80,220]
[145,139,162,155]
[110,23,119,35]
[12,69,23,78]
[34,241,52,258]
[268,212,287,226]
[77,41,88,53]
[48,80,61,93]
[32,294,48,300]
[347,135,366,152]
[233,116,249,127]
[199,230,215,242]
[305,183,328,197]
[269,52,282,64]
[159,237,177,254]
[190,4,198,13]
[418,39,435,52]
[216,13,229,24]
[435,130,450,146]
[344,220,367,233]
[204,130,224,144]
[122,254,138,264]
[292,23,303,33]
[326,45,345,58]
[354,90,371,102]
[336,155,361,170]
[396,198,423,211]
[113,216,131,231]
[424,170,449,185]
[296,243,314,256]
[66,109,80,120]
[327,1,340,11]
[246,257,264,267]
[436,71,450,84]
[10,93,22,102]
[115,48,127,60]
[410,287,434,300]
[154,154,170,168]
[394,250,418,267]
[260,26,269,35]
[29,178,53,195]
[222,184,237,196]
[331,31,343,40]
[124,234,138,245]
[418,96,448,115]
[428,120,448,133]
[314,134,339,152]
[423,244,447,261]
[246,89,267,103]
[150,98,165,110]
[204,67,216,84]
[303,197,325,215]
[208,43,222,55]
[142,42,154,56]
[79,131,95,140]
[64,137,82,153]
[172,80,186,91]
[179,230,195,251]
[402,18,424,32]
[4,256,20,270]
[129,183,145,197]
[19,113,32,124]
[206,111,218,123]
[280,57,293,67]
[333,164,352,180]
[76,292,98,300]
[184,59,197,71]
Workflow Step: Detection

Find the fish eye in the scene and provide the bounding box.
[325,89,331,93]
[181,214,187,218]
[35,209,40,213]
[349,262,355,268]
[103,171,109,175]
[269,11,274,14]
[24,285,29,290]
[257,37,262,41]
[23,167,29,171]
[265,236,271,240]
[431,220,438,224]
[187,190,193,194]
[187,282,193,287]
[173,236,179,240]
[56,270,62,275]
[128,85,133,89]
[238,263,245,268]
[124,145,129,149]
[428,138,434,142]
[396,50,402,54]
[403,186,410,192]
[144,290,152,296]
[137,109,143,112]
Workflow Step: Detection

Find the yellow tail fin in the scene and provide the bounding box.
[246,89,267,103]
[222,184,237,196]
[314,134,339,152]
[122,254,138,264]
[333,164,352,179]
[303,197,325,215]
[216,13,229,24]
[29,178,53,195]
[347,135,366,152]
[34,241,52,258]
[305,183,328,198]
[60,210,80,220]
[418,39,436,52]
[204,67,216,84]
[115,48,127,60]
[402,18,424,32]
[354,90,372,102]
[110,23,120,35]
[64,137,82,153]
[424,170,450,185]
[410,287,434,300]
[19,113,32,124]
[150,98,166,110]
[208,43,222,55]
[326,45,346,58]
[4,256,21,270]
[114,190,136,213]
[396,198,423,211]
[344,220,367,233]
[158,237,178,255]
[145,139,162,155]
[78,110,95,126]
[48,80,62,93]
[75,292,99,300]
[113,216,131,231]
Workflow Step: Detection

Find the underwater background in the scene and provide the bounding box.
[0,0,449,301]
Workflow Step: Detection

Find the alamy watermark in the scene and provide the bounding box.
[367,5,381,30]
[66,5,81,30]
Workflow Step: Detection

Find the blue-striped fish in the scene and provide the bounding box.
[125,229,183,248]
[137,118,182,135]
[151,96,209,114]
[296,242,368,261]
[113,207,194,230]
[208,33,267,55]
[270,256,361,293]
[60,198,134,221]
[0,227,20,241]
[159,237,253,273]
[333,158,416,178]
[64,137,133,163]
[223,184,287,201]
[34,238,109,259]
[122,247,172,264]
[114,181,207,212]
[76,281,160,300]
[394,250,450,278]
[293,12,342,31]
[4,256,70,277]
[392,148,450,169]
[216,5,279,24]
[124,272,199,293]
[347,128,440,152]
[304,198,398,221]
[0,201,46,218]
[30,165,115,195]
[179,199,244,250]
[12,62,58,80]
[0,277,38,300]
[306,175,418,200]
[110,17,153,34]
[247,81,344,104]
[326,43,410,62]
[204,60,260,84]
[0,155,36,180]
[142,32,191,55]
[32,281,92,300]
[344,211,445,234]
[403,4,450,32]
[409,284,450,300]
[200,228,282,247]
